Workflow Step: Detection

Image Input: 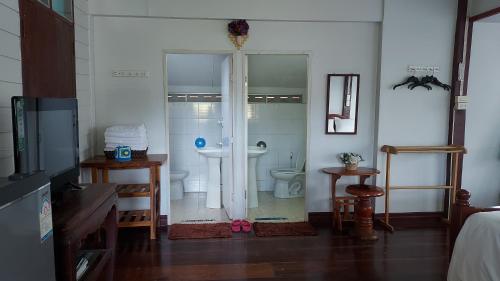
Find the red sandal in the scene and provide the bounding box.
[231,220,242,233]
[241,220,252,233]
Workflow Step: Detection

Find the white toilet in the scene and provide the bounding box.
[270,153,306,199]
[170,170,189,200]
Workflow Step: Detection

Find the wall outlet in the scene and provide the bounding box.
[112,70,150,78]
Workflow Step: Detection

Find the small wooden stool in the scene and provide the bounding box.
[321,167,380,231]
[333,196,356,232]
[346,184,384,241]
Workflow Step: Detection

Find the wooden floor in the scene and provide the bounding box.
[115,226,449,281]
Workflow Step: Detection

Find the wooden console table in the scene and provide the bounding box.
[321,167,380,230]
[53,184,118,281]
[81,154,168,239]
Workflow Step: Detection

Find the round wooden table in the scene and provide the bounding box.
[321,167,380,230]
[346,184,384,241]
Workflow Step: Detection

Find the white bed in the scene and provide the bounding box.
[448,211,500,281]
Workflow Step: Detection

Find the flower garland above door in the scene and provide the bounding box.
[228,19,249,50]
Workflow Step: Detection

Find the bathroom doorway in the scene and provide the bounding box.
[461,16,500,206]
[245,54,309,222]
[166,53,234,224]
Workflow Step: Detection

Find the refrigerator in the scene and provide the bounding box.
[0,173,57,281]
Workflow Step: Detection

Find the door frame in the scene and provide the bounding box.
[220,55,234,219]
[242,50,312,221]
[446,4,500,213]
[162,50,236,224]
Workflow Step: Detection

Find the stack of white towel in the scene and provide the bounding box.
[104,124,148,151]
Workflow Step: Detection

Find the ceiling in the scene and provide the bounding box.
[167,54,308,89]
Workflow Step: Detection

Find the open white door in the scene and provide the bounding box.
[243,55,249,217]
[221,56,233,219]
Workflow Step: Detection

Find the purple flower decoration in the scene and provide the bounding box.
[228,20,249,36]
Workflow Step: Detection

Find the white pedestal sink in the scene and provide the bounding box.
[197,147,227,209]
[248,146,267,208]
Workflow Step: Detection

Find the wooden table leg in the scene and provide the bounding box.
[91,168,98,184]
[354,197,377,241]
[330,175,341,230]
[377,153,395,232]
[102,169,109,183]
[149,167,157,240]
[156,165,161,186]
[156,165,161,229]
[343,199,350,220]
[102,205,117,281]
[451,153,459,207]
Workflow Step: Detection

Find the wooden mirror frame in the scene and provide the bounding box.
[325,74,360,135]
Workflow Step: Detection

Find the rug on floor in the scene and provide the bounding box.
[168,223,232,240]
[253,222,318,237]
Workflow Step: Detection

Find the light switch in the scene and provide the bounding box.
[455,102,467,110]
[112,70,150,78]
[455,96,468,103]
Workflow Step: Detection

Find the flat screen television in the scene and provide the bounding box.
[10,97,79,195]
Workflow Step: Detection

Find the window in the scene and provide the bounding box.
[51,0,72,20]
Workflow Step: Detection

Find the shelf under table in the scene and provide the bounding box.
[119,210,152,228]
[116,184,158,198]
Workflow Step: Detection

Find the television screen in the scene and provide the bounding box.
[11,97,79,193]
[38,108,77,177]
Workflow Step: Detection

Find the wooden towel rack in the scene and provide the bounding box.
[379,145,467,231]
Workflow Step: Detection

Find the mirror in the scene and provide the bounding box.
[326,74,360,134]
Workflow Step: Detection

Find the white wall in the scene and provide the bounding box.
[248,55,307,89]
[248,87,305,96]
[247,54,307,192]
[0,0,21,177]
[248,103,307,191]
[462,22,500,206]
[167,53,308,91]
[469,0,500,16]
[89,0,383,22]
[74,0,94,163]
[92,17,380,215]
[89,0,468,217]
[169,102,222,192]
[375,0,458,213]
[167,54,225,89]
[0,0,93,178]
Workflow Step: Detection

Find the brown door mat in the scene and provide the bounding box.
[253,222,317,237]
[168,223,232,240]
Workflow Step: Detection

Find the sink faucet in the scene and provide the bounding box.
[217,142,223,147]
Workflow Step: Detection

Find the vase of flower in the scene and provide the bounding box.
[228,19,249,50]
[345,163,358,171]
[338,152,364,171]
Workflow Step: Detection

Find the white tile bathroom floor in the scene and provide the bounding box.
[247,191,305,223]
[171,191,305,224]
[170,192,230,224]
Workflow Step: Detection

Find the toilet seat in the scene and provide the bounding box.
[270,169,305,179]
[170,170,188,180]
[270,152,306,199]
[272,168,303,174]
